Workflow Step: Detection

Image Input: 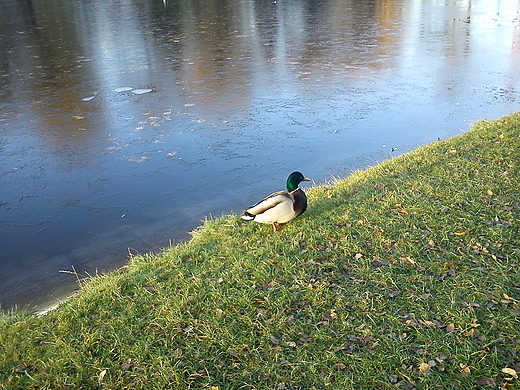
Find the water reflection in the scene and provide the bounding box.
[1,0,519,310]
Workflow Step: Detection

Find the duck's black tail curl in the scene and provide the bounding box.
[241,212,255,220]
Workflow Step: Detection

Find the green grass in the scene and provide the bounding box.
[1,113,519,390]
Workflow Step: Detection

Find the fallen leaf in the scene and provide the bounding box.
[280,358,292,366]
[419,362,431,373]
[423,320,437,328]
[460,363,471,376]
[121,358,132,371]
[387,290,402,298]
[502,367,518,379]
[355,323,366,332]
[486,189,494,196]
[371,257,389,267]
[445,323,456,332]
[431,319,444,328]
[14,365,31,373]
[332,363,347,371]
[299,332,312,343]
[334,343,351,353]
[403,313,423,328]
[98,369,107,382]
[476,377,496,387]
[228,350,239,358]
[266,281,278,289]
[182,325,194,333]
[400,256,416,266]
[323,310,337,322]
[270,335,281,345]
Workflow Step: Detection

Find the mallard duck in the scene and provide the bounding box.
[241,171,310,232]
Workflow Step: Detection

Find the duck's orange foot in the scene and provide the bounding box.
[271,222,282,233]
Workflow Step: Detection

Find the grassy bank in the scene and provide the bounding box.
[1,113,519,389]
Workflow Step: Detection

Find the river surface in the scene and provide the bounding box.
[1,0,519,310]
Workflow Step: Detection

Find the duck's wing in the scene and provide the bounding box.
[291,188,308,217]
[244,191,294,216]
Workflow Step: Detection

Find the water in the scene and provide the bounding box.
[1,0,519,310]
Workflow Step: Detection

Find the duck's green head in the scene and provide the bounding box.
[287,171,310,192]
